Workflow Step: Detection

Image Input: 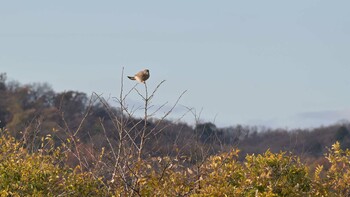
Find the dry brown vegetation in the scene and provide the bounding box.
[1,72,350,196]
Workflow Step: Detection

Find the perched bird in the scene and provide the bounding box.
[127,69,150,83]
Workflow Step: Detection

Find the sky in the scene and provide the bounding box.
[1,1,350,129]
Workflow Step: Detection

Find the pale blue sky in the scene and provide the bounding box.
[1,1,350,128]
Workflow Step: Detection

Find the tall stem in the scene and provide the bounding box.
[138,82,148,161]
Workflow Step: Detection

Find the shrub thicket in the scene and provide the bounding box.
[1,130,350,196]
[0,131,107,196]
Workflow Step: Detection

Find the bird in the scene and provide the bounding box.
[127,69,150,83]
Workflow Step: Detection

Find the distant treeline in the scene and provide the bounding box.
[0,72,349,167]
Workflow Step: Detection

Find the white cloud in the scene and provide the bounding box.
[297,109,350,120]
[244,109,350,130]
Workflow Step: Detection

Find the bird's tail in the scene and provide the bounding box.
[127,76,135,80]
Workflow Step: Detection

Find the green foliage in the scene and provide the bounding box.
[192,149,244,196]
[2,129,350,196]
[322,142,350,196]
[0,131,107,196]
[189,149,311,197]
[243,151,311,196]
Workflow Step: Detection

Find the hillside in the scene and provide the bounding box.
[1,72,350,196]
[1,73,349,161]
